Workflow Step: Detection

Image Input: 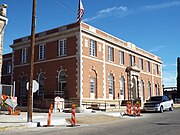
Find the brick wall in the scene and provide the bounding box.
[81,22,162,103]
[9,21,162,108]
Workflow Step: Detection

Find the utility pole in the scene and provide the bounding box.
[27,0,36,122]
[177,57,180,97]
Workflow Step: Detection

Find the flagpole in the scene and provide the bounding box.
[77,0,84,109]
[77,0,84,22]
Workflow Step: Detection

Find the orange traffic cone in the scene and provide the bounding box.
[71,104,76,126]
[47,103,53,126]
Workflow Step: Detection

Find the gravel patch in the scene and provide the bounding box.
[66,114,120,124]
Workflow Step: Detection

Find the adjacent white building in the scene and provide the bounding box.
[0,4,8,84]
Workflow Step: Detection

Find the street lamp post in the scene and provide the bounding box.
[27,0,36,122]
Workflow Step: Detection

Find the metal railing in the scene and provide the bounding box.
[82,100,121,111]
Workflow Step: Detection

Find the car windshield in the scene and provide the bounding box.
[149,97,162,101]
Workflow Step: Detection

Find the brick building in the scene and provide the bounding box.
[9,22,162,108]
[1,53,12,85]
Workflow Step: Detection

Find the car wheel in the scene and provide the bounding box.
[160,106,163,113]
[169,104,173,111]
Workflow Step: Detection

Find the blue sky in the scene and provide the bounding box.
[1,0,180,87]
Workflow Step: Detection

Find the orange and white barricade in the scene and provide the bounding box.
[8,106,13,115]
[133,103,137,116]
[136,102,141,116]
[126,101,132,115]
[47,103,53,126]
[1,94,7,101]
[71,104,76,126]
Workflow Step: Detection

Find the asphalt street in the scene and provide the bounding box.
[1,108,180,135]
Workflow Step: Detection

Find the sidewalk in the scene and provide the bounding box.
[0,111,70,129]
[0,106,127,131]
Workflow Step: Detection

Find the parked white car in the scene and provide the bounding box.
[143,96,174,113]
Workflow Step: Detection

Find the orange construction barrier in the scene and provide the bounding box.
[1,94,7,100]
[133,103,137,116]
[71,104,76,126]
[47,103,53,126]
[126,101,132,115]
[136,102,141,116]
[8,106,13,115]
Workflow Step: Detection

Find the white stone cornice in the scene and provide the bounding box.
[0,16,8,23]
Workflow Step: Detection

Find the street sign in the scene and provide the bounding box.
[26,80,39,93]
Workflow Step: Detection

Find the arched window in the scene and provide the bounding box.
[108,73,114,95]
[139,80,144,101]
[38,72,45,96]
[89,69,97,99]
[147,81,151,98]
[20,76,27,97]
[90,78,95,94]
[120,76,125,100]
[58,70,67,98]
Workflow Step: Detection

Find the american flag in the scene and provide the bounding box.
[77,0,84,22]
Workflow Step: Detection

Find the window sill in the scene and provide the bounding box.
[108,60,114,63]
[90,55,97,58]
[21,62,28,64]
[57,54,67,57]
[38,58,46,61]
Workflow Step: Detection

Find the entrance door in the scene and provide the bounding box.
[132,78,137,99]
[61,82,66,98]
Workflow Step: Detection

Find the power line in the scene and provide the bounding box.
[54,0,76,16]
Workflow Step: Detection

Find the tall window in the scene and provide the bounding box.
[108,73,114,95]
[129,54,135,66]
[119,51,124,65]
[139,58,143,70]
[39,44,46,60]
[139,80,144,101]
[58,39,67,56]
[38,73,45,96]
[90,78,95,93]
[108,46,114,62]
[155,84,159,96]
[147,81,151,98]
[58,70,67,98]
[20,76,27,97]
[6,62,11,74]
[120,76,125,99]
[156,64,159,74]
[90,39,97,57]
[21,48,28,63]
[146,61,151,72]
